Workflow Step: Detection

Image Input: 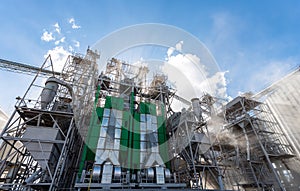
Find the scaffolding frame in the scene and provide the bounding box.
[222,96,294,191]
[1,51,297,191]
[75,57,186,189]
[168,95,226,190]
[0,49,99,191]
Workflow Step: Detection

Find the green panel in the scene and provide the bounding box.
[128,93,135,169]
[122,111,130,129]
[160,103,165,115]
[158,133,166,143]
[166,162,171,169]
[78,145,96,177]
[94,85,101,101]
[133,140,140,149]
[86,147,95,161]
[81,107,102,172]
[134,112,140,121]
[130,92,135,112]
[121,111,130,144]
[104,96,112,108]
[105,96,124,110]
[112,96,124,110]
[157,115,165,125]
[133,132,140,141]
[87,111,102,151]
[78,144,88,177]
[139,102,145,114]
[133,112,140,137]
[89,136,99,150]
[119,139,128,166]
[139,102,149,114]
[133,112,140,144]
[159,143,168,160]
[156,113,170,168]
[79,85,102,178]
[96,107,104,118]
[123,110,130,119]
[120,139,129,149]
[119,150,128,167]
[121,110,130,167]
[149,102,157,115]
[157,116,166,143]
[132,150,140,168]
[133,127,140,138]
[121,128,129,141]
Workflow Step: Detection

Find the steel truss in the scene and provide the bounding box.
[75,57,187,189]
[168,95,226,190]
[221,96,294,191]
[0,49,99,191]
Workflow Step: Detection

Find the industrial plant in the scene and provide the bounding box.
[0,48,299,191]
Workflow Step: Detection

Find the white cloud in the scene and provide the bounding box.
[44,46,70,72]
[60,37,65,42]
[41,19,82,73]
[162,41,229,111]
[166,47,175,58]
[41,31,55,42]
[197,71,229,99]
[69,18,75,23]
[210,12,237,45]
[69,18,81,29]
[54,37,66,45]
[175,41,183,52]
[247,58,296,92]
[54,22,61,34]
[166,41,183,58]
[68,45,74,52]
[73,40,80,48]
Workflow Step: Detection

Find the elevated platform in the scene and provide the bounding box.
[16,106,73,127]
[225,96,261,113]
[75,182,187,190]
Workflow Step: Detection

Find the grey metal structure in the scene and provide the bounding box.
[254,68,300,190]
[220,96,295,191]
[168,95,226,190]
[0,49,99,190]
[0,58,61,76]
[75,58,187,190]
[0,50,299,191]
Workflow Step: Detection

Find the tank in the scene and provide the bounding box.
[40,77,59,109]
[191,98,201,120]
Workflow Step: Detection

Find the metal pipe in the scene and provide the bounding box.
[40,77,73,109]
[248,118,286,191]
[242,127,251,161]
[191,98,201,120]
[23,169,43,185]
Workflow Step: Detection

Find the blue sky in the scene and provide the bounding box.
[1,0,300,114]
